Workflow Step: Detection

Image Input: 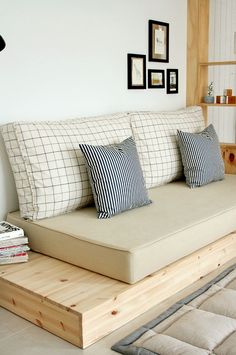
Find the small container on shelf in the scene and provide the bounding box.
[226,96,236,104]
[216,95,226,104]
[224,89,232,96]
[215,88,235,104]
[204,95,215,103]
[203,81,214,103]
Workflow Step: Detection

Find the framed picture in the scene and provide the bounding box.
[148,69,165,89]
[149,20,169,62]
[127,53,146,89]
[167,69,178,94]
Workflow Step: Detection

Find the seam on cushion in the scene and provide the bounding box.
[129,252,135,284]
[131,207,236,252]
[8,207,236,254]
[128,106,202,118]
[162,307,194,334]
[8,213,133,253]
[214,330,236,351]
[14,123,38,219]
[1,124,31,217]
[225,276,236,288]
[130,115,154,187]
[194,285,222,309]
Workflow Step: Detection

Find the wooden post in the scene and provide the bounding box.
[187,0,209,124]
[187,0,199,106]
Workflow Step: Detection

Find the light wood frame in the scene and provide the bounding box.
[187,0,209,122]
[1,232,236,348]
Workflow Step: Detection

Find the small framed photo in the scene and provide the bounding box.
[167,69,178,94]
[149,20,169,62]
[148,70,165,89]
[127,53,146,89]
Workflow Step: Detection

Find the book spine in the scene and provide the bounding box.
[0,221,24,240]
[0,237,29,248]
[0,245,30,257]
[0,229,24,241]
[0,255,28,264]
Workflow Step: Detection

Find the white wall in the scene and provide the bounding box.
[0,0,187,220]
[208,0,236,143]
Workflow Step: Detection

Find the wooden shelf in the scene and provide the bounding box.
[199,61,236,66]
[221,142,236,146]
[200,103,236,107]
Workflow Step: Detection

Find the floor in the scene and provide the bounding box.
[1,258,236,355]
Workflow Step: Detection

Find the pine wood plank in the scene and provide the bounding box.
[200,103,236,107]
[0,279,82,347]
[187,0,209,123]
[187,0,199,106]
[1,232,236,348]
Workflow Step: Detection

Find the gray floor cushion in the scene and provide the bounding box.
[112,263,236,355]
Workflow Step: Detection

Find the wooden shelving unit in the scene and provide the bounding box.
[199,61,236,66]
[198,61,236,116]
[187,0,236,174]
[198,60,236,174]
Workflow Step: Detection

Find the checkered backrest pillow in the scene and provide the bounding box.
[130,106,205,189]
[1,113,131,220]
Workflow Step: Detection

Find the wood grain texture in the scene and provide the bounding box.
[221,144,236,174]
[200,103,236,107]
[0,279,82,347]
[187,0,209,124]
[200,61,236,66]
[1,232,236,348]
[187,0,199,106]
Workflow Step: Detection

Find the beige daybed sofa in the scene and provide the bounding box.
[7,175,236,283]
[2,106,236,284]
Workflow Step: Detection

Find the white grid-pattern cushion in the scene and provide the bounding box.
[1,113,131,220]
[130,106,205,188]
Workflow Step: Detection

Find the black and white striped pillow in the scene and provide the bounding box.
[79,137,152,218]
[177,124,225,188]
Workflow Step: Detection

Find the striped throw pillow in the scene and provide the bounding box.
[79,137,152,218]
[177,124,225,188]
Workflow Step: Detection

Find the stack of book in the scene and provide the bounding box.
[0,221,29,264]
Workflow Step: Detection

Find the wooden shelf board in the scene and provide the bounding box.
[199,61,236,66]
[1,234,236,348]
[221,142,236,146]
[199,103,236,107]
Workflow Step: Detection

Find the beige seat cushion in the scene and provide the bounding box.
[7,175,236,284]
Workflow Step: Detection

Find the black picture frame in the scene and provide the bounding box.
[148,69,165,89]
[127,53,146,89]
[167,69,178,94]
[149,20,169,62]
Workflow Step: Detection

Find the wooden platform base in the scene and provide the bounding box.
[1,232,236,348]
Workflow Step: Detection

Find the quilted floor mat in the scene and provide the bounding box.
[112,263,236,355]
